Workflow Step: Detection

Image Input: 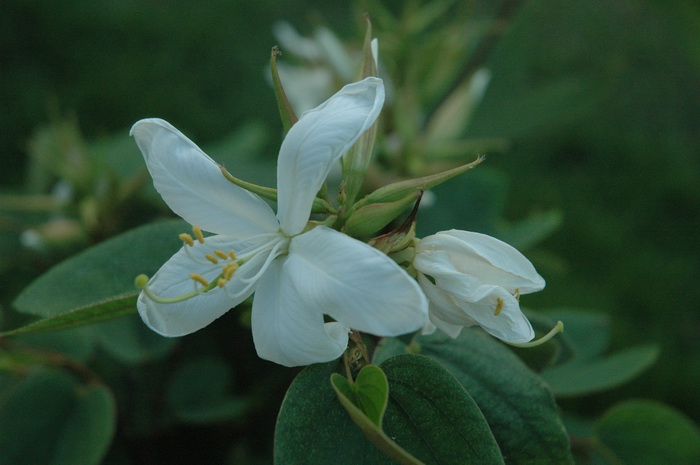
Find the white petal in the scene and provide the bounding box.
[276,77,385,235]
[251,257,349,367]
[131,118,279,238]
[418,274,476,338]
[434,274,535,343]
[286,226,428,336]
[137,235,274,336]
[416,230,545,294]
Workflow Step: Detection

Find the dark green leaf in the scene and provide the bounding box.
[166,357,248,424]
[540,345,659,397]
[594,400,700,465]
[374,328,574,465]
[13,219,187,317]
[2,294,138,337]
[331,367,421,465]
[276,355,504,465]
[0,368,115,465]
[93,313,175,364]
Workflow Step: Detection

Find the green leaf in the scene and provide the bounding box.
[332,367,421,465]
[2,294,137,337]
[0,368,115,465]
[540,345,659,397]
[276,355,504,465]
[496,210,563,251]
[542,308,611,362]
[594,400,700,465]
[93,313,175,364]
[331,365,389,428]
[13,219,187,318]
[375,328,574,465]
[166,357,248,424]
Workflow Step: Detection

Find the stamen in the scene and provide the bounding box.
[192,225,205,244]
[508,321,565,348]
[223,262,239,280]
[205,253,219,265]
[228,250,237,260]
[494,297,504,316]
[214,249,229,260]
[217,278,228,288]
[135,274,202,304]
[189,273,210,287]
[514,288,520,301]
[179,233,195,247]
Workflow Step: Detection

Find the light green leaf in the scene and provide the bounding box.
[540,345,659,397]
[13,219,187,318]
[375,328,574,465]
[0,367,115,465]
[331,365,389,428]
[276,355,504,465]
[594,400,700,465]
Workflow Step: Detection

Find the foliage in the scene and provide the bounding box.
[1,0,699,464]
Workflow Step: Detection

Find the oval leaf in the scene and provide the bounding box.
[276,355,504,465]
[0,368,116,465]
[540,345,659,397]
[375,328,574,465]
[13,219,187,318]
[595,400,700,465]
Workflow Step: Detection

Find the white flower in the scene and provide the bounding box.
[413,230,545,343]
[131,77,428,366]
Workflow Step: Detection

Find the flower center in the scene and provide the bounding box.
[136,225,288,305]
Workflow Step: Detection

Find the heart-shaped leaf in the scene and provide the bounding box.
[331,365,388,428]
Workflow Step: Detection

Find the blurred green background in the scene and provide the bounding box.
[1,0,699,463]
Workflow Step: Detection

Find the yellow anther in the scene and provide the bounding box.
[514,288,520,301]
[494,297,504,316]
[223,262,239,280]
[217,278,228,288]
[214,249,229,260]
[189,273,209,287]
[192,225,205,244]
[228,250,237,260]
[205,253,219,265]
[179,233,195,247]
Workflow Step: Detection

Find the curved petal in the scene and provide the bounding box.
[276,77,385,235]
[418,274,476,338]
[137,234,275,336]
[416,230,545,294]
[286,226,428,336]
[434,274,535,343]
[251,256,349,367]
[131,118,279,238]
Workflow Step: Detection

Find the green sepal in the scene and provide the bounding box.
[343,191,417,238]
[219,164,335,214]
[341,15,380,208]
[355,156,483,209]
[270,46,298,133]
